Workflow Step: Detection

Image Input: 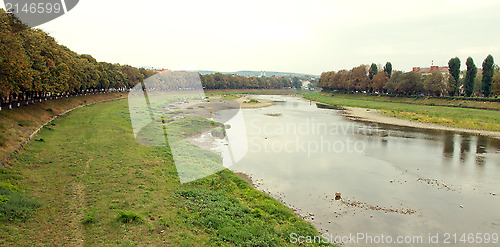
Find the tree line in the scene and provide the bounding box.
[0,9,155,109]
[200,73,298,90]
[1,8,306,109]
[318,57,500,97]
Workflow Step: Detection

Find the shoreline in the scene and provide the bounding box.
[233,171,314,224]
[299,94,500,140]
[341,106,500,139]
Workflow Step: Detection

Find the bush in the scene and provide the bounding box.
[246,99,260,104]
[82,209,96,224]
[210,127,226,138]
[116,210,141,223]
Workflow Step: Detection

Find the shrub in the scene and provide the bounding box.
[116,210,141,223]
[245,99,260,104]
[210,127,226,138]
[82,209,96,224]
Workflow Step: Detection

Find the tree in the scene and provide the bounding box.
[424,72,445,96]
[372,71,388,93]
[384,71,423,95]
[447,57,461,96]
[447,77,458,96]
[384,71,402,94]
[464,57,477,97]
[481,54,494,97]
[349,65,370,92]
[399,72,423,95]
[493,73,500,96]
[383,62,392,78]
[369,63,378,80]
[292,77,302,89]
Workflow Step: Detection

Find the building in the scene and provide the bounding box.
[147,68,171,73]
[412,66,449,76]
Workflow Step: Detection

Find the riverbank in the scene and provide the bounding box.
[304,92,500,138]
[341,106,500,139]
[0,97,329,246]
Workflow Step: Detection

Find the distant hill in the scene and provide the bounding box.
[197,70,318,78]
[136,67,318,77]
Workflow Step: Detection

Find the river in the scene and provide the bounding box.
[219,95,500,246]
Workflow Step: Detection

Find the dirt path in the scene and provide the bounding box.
[69,182,85,246]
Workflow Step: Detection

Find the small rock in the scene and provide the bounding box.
[459,205,464,208]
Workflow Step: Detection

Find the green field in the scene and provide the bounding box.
[304,92,500,131]
[0,98,329,246]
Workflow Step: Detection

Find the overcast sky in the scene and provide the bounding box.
[4,0,500,75]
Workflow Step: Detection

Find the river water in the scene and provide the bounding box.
[222,95,500,246]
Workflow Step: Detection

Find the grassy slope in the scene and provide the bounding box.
[304,92,500,131]
[0,92,127,163]
[0,98,329,246]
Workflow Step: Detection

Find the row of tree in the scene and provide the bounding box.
[448,56,497,97]
[318,57,500,97]
[0,9,155,108]
[1,8,307,109]
[200,73,300,90]
[318,62,393,93]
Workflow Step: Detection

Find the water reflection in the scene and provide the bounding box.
[476,136,488,154]
[443,134,455,159]
[460,136,472,162]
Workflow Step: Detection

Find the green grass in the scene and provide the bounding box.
[0,98,329,246]
[318,93,500,110]
[244,99,260,104]
[0,169,41,222]
[220,94,240,100]
[304,92,500,131]
[17,120,33,127]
